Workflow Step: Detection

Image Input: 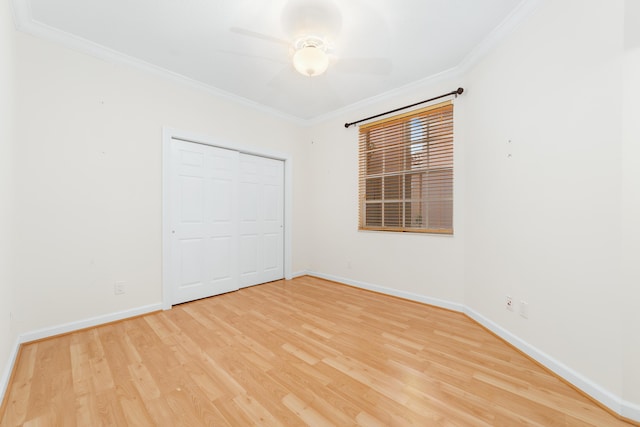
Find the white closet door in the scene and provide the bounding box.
[170,140,239,304]
[239,153,284,288]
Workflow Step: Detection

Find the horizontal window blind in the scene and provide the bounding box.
[358,101,454,234]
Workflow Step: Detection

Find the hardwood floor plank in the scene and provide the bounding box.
[268,360,360,424]
[214,398,258,426]
[232,393,284,426]
[1,345,36,426]
[1,276,636,426]
[143,397,179,426]
[128,362,162,401]
[355,410,387,427]
[281,393,334,427]
[75,392,95,427]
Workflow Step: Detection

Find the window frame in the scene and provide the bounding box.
[358,101,454,234]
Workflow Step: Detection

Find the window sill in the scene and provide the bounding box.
[358,226,453,235]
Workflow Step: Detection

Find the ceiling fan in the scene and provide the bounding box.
[229,0,392,78]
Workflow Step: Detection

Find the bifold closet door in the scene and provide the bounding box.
[238,153,284,288]
[170,140,239,305]
[169,139,284,305]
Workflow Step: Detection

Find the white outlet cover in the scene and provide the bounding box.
[114,282,125,295]
[520,301,529,318]
[506,296,514,311]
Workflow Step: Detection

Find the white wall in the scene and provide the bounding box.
[11,31,310,335]
[622,0,640,413]
[0,0,17,396]
[308,0,639,416]
[463,0,625,399]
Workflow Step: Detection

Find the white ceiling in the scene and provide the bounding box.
[14,0,531,121]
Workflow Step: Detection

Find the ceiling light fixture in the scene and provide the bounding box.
[293,38,329,77]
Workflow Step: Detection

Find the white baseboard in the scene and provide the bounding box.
[305,270,465,313]
[290,270,309,279]
[622,399,640,423]
[305,271,638,424]
[19,303,163,343]
[463,307,628,418]
[0,337,20,410]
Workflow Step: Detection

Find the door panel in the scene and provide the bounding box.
[179,238,204,288]
[239,235,259,275]
[209,236,232,280]
[263,233,280,271]
[169,139,284,304]
[171,140,239,304]
[179,177,204,223]
[239,154,284,288]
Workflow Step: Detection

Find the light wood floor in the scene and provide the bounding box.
[0,276,635,426]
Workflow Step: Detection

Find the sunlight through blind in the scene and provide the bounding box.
[358,101,453,234]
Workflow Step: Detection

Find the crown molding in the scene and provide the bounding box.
[306,65,461,127]
[10,0,540,127]
[307,0,542,126]
[10,0,306,127]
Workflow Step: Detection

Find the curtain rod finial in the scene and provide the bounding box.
[456,87,464,95]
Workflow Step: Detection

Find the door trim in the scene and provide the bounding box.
[161,126,293,310]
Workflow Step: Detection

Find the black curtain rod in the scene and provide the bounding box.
[344,87,464,128]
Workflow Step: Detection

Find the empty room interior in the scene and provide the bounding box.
[1,0,640,425]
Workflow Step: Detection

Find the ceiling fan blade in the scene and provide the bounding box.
[230,27,291,47]
[334,57,393,76]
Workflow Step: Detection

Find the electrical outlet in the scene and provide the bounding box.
[520,301,529,318]
[506,296,514,311]
[114,282,125,295]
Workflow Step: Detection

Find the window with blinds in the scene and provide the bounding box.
[358,101,454,234]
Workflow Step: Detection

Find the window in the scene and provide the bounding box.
[358,101,454,234]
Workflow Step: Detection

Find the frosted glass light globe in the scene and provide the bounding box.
[293,46,329,77]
